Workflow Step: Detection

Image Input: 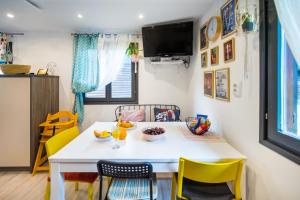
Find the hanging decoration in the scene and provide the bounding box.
[235,0,259,80]
[125,41,139,73]
[236,0,258,33]
[126,42,139,62]
[0,33,8,63]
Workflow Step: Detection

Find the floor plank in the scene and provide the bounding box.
[0,172,173,200]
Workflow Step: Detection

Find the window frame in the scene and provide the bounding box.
[259,0,300,164]
[83,62,139,105]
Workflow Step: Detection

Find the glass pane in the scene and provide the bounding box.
[111,57,132,98]
[277,22,300,139]
[85,86,106,98]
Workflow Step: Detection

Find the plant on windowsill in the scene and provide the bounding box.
[125,42,139,63]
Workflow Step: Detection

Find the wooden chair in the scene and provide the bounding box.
[97,160,157,200]
[32,111,78,175]
[44,126,98,200]
[171,158,244,200]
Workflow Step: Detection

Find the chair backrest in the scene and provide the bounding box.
[45,126,80,157]
[47,111,78,126]
[115,104,180,122]
[97,160,153,179]
[177,158,243,199]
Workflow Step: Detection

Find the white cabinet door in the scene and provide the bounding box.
[0,78,30,167]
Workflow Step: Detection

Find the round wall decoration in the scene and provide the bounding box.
[207,16,222,42]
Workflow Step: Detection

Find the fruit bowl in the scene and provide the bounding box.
[0,64,31,75]
[116,121,136,130]
[185,116,211,135]
[141,127,165,141]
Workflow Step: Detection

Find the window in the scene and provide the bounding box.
[84,56,138,104]
[260,0,300,164]
[278,24,299,139]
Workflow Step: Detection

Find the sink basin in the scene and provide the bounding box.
[0,64,31,75]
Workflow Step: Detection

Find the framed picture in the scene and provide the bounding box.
[223,38,235,62]
[37,68,48,75]
[204,71,214,98]
[221,0,237,38]
[201,52,207,68]
[215,68,230,101]
[210,46,219,65]
[200,23,208,50]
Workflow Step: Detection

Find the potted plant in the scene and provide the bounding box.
[125,42,139,63]
[241,12,255,32]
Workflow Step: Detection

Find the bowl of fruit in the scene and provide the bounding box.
[116,120,136,130]
[141,127,165,142]
[94,130,112,141]
[186,115,211,135]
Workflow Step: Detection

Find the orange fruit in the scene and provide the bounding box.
[119,127,127,140]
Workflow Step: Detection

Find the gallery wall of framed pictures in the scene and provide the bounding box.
[199,0,237,102]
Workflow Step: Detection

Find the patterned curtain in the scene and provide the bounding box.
[72,34,99,123]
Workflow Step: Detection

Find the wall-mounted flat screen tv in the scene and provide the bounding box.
[142,21,193,57]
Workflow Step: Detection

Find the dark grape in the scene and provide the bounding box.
[143,127,165,135]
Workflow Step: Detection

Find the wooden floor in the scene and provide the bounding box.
[0,172,173,200]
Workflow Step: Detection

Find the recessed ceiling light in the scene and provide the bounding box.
[6,13,14,19]
[77,14,83,19]
[138,14,144,19]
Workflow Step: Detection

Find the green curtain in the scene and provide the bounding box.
[72,34,99,123]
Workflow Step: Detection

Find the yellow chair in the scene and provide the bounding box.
[171,158,243,200]
[44,127,98,200]
[32,111,78,175]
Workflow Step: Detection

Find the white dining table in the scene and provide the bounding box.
[49,122,246,200]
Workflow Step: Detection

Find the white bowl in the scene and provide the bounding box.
[141,127,165,142]
[94,135,112,142]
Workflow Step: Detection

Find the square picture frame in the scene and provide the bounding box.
[37,68,48,75]
[204,71,214,98]
[201,52,208,68]
[215,68,230,101]
[210,46,219,65]
[200,23,208,50]
[223,38,235,63]
[221,0,237,38]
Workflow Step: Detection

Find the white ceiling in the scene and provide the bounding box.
[0,0,215,33]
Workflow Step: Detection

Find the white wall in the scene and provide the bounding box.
[11,32,190,129]
[187,0,300,199]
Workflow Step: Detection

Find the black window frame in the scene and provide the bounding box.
[83,62,139,105]
[260,0,300,164]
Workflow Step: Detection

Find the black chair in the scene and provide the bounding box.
[97,160,157,200]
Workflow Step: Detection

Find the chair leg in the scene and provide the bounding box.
[99,177,103,200]
[75,182,79,191]
[171,174,177,200]
[88,183,93,200]
[44,181,50,200]
[32,142,45,175]
[150,179,153,200]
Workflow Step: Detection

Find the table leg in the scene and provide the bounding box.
[51,162,65,200]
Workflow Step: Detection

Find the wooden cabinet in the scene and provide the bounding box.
[0,75,59,171]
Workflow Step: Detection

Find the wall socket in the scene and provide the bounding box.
[233,81,242,97]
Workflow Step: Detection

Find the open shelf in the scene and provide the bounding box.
[150,60,185,65]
